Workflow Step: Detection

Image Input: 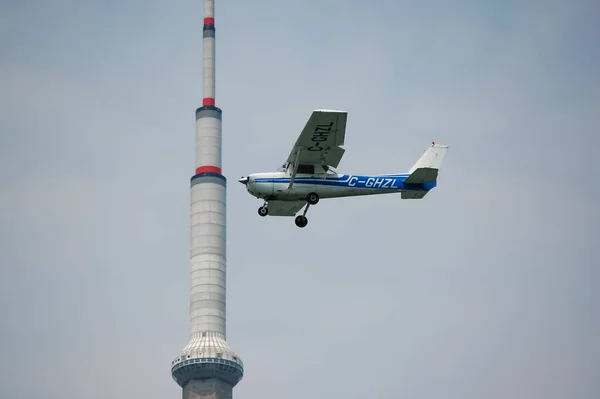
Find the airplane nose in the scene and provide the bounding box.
[238,176,248,185]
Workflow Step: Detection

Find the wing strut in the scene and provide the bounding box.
[287,149,302,190]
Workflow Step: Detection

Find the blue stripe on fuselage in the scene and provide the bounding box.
[254,174,435,190]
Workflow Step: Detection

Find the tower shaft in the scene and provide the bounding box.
[172,1,243,396]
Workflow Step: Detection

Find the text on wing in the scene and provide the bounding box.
[307,122,334,152]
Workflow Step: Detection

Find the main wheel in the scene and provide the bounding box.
[307,192,319,205]
[258,206,268,217]
[295,215,308,228]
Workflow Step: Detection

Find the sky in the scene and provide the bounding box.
[1,0,599,398]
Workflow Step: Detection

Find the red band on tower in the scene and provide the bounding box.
[204,17,215,25]
[195,166,222,175]
[203,98,215,106]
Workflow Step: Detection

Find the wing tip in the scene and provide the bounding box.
[313,109,347,114]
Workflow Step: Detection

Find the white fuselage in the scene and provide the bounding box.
[243,170,421,201]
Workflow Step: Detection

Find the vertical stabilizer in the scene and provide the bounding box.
[404,143,449,184]
[408,143,449,174]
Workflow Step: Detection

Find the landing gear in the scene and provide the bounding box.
[307,192,319,205]
[295,215,308,228]
[257,195,317,228]
[292,193,320,228]
[294,202,312,228]
[258,205,268,217]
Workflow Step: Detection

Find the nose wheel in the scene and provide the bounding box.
[258,205,268,217]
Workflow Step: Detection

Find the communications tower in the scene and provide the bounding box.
[171,1,244,398]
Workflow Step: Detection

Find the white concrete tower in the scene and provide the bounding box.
[171,1,244,398]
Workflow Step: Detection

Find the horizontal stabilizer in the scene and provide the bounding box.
[401,190,429,199]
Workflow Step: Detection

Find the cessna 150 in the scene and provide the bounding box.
[238,109,449,228]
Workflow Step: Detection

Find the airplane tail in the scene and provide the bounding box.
[401,143,449,199]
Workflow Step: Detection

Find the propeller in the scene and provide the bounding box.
[238,176,248,185]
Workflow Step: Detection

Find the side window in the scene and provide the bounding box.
[297,164,314,174]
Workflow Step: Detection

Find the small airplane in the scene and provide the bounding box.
[238,109,449,228]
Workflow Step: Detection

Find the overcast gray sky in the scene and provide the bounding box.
[1,1,599,398]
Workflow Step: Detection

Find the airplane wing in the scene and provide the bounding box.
[267,200,307,217]
[286,109,348,169]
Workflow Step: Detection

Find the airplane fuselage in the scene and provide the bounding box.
[244,171,436,201]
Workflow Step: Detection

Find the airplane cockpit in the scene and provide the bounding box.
[278,162,337,176]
